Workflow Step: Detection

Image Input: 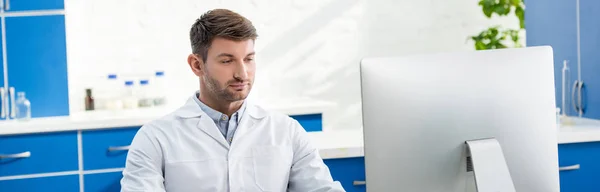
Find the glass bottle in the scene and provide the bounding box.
[15,92,31,121]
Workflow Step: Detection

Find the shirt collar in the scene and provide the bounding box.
[192,91,246,123]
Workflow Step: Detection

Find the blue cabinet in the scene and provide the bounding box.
[579,0,600,119]
[4,14,69,118]
[84,172,123,192]
[291,114,322,132]
[525,0,578,116]
[2,0,64,12]
[558,142,600,192]
[82,127,140,170]
[526,0,600,118]
[0,131,78,177]
[324,157,366,192]
[0,174,79,192]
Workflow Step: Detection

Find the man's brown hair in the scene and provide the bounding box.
[190,9,258,63]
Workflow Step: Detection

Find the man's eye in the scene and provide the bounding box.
[245,58,254,62]
[221,60,233,64]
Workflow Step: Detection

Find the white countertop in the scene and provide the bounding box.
[0,99,336,136]
[1,101,600,160]
[558,117,600,144]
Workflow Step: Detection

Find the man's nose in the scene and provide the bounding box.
[234,61,248,80]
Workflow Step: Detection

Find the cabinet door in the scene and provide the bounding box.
[579,0,600,119]
[5,14,69,118]
[525,0,578,115]
[84,172,123,192]
[82,127,140,170]
[2,0,64,12]
[0,32,4,121]
[324,157,366,192]
[0,131,78,177]
[0,174,79,192]
[558,142,600,192]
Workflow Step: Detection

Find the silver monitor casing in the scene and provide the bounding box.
[359,46,560,192]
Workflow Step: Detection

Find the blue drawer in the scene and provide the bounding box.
[84,171,123,192]
[0,174,79,192]
[558,142,600,192]
[82,127,140,170]
[324,157,366,192]
[291,114,322,132]
[0,131,78,177]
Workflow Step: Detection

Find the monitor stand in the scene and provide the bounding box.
[465,138,516,192]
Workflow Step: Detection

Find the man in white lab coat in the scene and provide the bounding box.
[120,8,345,192]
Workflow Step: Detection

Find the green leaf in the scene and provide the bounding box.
[510,0,520,6]
[481,0,495,7]
[475,41,486,50]
[483,7,493,17]
[494,5,508,15]
[515,6,525,29]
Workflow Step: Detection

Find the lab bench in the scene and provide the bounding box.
[0,102,366,192]
[5,113,600,192]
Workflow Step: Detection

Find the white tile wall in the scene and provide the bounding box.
[64,0,521,130]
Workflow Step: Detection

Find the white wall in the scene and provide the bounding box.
[64,0,521,130]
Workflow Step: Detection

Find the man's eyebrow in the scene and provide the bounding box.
[217,53,235,58]
[246,52,255,57]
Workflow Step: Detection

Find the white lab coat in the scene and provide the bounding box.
[120,96,345,192]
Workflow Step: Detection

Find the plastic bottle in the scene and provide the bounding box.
[153,71,167,106]
[104,74,123,110]
[138,80,153,107]
[15,92,31,121]
[560,60,574,126]
[123,80,138,109]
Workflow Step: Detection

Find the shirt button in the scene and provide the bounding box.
[222,116,228,120]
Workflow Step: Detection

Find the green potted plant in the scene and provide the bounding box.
[469,0,525,50]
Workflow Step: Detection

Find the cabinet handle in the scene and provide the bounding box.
[108,145,130,151]
[353,180,366,186]
[559,164,580,171]
[578,81,585,116]
[0,87,5,118]
[0,151,31,159]
[572,81,579,115]
[9,87,14,119]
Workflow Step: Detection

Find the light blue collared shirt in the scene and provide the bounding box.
[193,92,246,144]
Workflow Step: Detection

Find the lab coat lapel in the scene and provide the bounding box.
[232,103,267,140]
[197,115,230,149]
[175,97,230,149]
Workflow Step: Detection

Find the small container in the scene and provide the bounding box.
[15,92,31,121]
[138,80,153,107]
[103,74,123,110]
[85,88,95,111]
[123,80,138,109]
[153,71,167,106]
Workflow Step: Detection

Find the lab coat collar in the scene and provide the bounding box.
[176,95,267,120]
[174,95,268,148]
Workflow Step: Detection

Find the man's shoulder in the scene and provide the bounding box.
[251,104,296,122]
[137,111,180,135]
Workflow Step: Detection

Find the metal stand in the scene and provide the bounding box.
[465,138,516,192]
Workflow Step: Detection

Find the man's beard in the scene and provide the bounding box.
[203,74,250,102]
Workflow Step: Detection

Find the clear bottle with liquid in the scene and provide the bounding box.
[561,60,574,125]
[15,92,31,121]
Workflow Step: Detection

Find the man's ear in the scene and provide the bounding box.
[187,54,204,76]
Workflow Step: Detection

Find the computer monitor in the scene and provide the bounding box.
[359,46,560,192]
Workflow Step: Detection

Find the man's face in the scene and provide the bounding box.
[196,37,256,102]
